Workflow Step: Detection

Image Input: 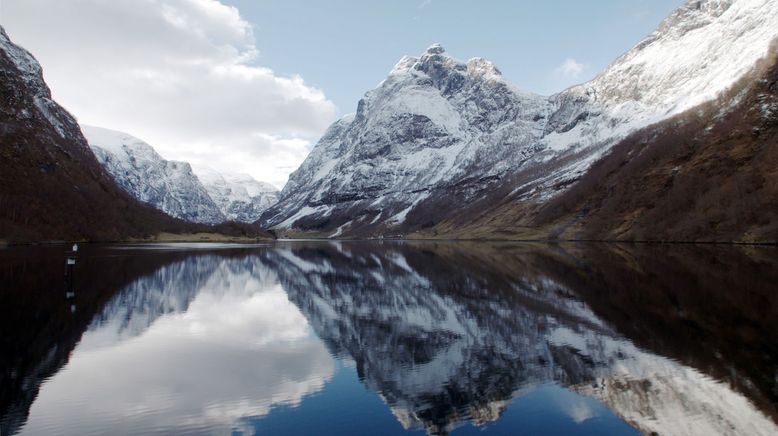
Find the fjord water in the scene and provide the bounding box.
[1,242,776,435]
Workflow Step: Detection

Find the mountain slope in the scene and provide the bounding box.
[425,41,778,243]
[83,126,226,224]
[541,44,778,242]
[0,27,268,243]
[261,0,778,239]
[195,167,280,223]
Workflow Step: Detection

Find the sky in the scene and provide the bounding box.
[0,0,681,189]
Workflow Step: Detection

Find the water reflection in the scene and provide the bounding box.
[11,251,333,435]
[0,242,776,435]
[268,242,778,435]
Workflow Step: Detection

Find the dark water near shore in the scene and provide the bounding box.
[0,241,777,435]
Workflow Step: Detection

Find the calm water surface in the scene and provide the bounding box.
[0,241,777,435]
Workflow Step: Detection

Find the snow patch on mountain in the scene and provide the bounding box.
[0,27,46,95]
[531,0,778,195]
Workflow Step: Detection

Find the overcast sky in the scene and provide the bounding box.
[0,0,680,189]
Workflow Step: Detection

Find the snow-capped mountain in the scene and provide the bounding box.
[83,126,280,224]
[261,44,552,233]
[261,0,778,237]
[195,167,280,223]
[83,126,226,224]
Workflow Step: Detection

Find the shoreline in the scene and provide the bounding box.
[0,232,274,247]
[4,236,775,248]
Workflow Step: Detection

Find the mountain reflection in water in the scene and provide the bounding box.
[0,242,776,435]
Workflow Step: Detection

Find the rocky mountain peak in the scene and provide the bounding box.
[466,57,502,80]
[656,0,735,37]
[0,27,47,97]
[424,43,446,55]
[389,44,504,85]
[195,167,281,223]
[390,55,419,75]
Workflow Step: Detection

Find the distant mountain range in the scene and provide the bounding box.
[194,166,280,223]
[83,126,279,224]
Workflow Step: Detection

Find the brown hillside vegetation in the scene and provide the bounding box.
[538,44,778,243]
[423,43,778,243]
[0,28,270,243]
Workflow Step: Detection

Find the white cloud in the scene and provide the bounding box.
[555,58,588,79]
[419,0,433,9]
[565,400,599,423]
[0,0,337,189]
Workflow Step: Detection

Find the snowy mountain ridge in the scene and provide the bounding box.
[260,0,778,236]
[194,167,280,223]
[0,27,82,142]
[84,126,227,224]
[83,126,280,224]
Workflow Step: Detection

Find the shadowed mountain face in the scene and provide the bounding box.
[1,242,776,435]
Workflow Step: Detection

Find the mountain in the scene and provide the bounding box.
[0,27,269,243]
[195,167,280,223]
[436,45,778,242]
[83,126,226,224]
[261,0,778,241]
[260,44,551,234]
[84,126,281,224]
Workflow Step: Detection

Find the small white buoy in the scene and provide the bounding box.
[72,243,78,253]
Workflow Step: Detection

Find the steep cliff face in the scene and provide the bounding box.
[0,27,182,242]
[83,126,227,224]
[261,0,778,239]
